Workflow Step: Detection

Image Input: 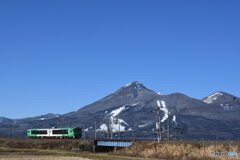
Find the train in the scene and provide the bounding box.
[27,127,82,139]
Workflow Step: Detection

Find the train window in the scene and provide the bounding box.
[52,130,68,134]
[31,130,47,134]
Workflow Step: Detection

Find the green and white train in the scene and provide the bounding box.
[27,127,82,139]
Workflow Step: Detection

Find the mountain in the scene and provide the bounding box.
[0,116,11,123]
[0,113,61,137]
[203,91,235,104]
[77,81,159,113]
[0,81,240,140]
[202,91,240,111]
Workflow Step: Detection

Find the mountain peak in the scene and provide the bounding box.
[77,81,159,113]
[124,81,143,88]
[202,91,236,104]
[120,81,153,93]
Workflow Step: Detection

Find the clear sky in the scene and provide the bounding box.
[0,0,240,118]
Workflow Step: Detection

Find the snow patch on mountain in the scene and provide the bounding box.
[98,105,129,133]
[98,124,108,132]
[172,115,177,126]
[124,81,142,87]
[125,83,132,87]
[220,103,232,111]
[108,115,127,132]
[110,106,126,117]
[203,92,223,104]
[131,103,139,106]
[110,120,126,132]
[117,119,128,126]
[157,100,169,123]
[84,127,92,132]
[38,114,60,121]
[138,124,148,128]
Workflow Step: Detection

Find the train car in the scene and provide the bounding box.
[27,127,82,139]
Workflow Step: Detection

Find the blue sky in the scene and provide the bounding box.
[0,0,240,118]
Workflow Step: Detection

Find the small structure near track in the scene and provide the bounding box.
[93,139,133,152]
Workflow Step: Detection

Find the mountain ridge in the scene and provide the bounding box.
[0,81,240,140]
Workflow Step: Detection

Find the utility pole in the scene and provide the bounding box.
[8,120,10,138]
[117,118,120,139]
[108,116,113,140]
[12,120,16,139]
[155,101,162,143]
[167,111,170,141]
[94,117,97,140]
[69,119,72,128]
[105,115,110,139]
[155,100,171,142]
[83,125,86,139]
[174,127,182,140]
[110,117,113,140]
[174,128,177,140]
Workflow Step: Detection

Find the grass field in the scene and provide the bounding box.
[0,138,240,160]
[114,141,240,160]
[0,147,153,160]
[0,155,91,160]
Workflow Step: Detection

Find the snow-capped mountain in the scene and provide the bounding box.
[0,81,240,140]
[203,91,236,104]
[202,91,240,111]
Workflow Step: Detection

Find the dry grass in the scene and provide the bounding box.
[0,148,153,160]
[0,155,91,160]
[0,138,92,152]
[113,141,240,160]
[1,138,240,160]
[0,138,151,160]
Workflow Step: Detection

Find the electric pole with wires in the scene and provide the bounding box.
[155,101,162,143]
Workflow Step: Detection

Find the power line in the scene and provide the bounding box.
[154,100,171,142]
